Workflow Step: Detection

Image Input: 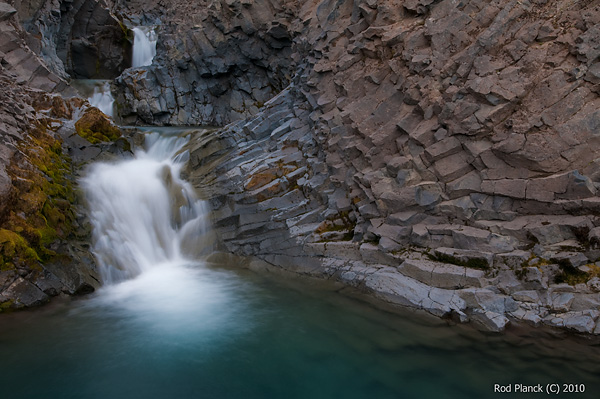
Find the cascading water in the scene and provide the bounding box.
[87,81,115,117]
[82,131,210,284]
[132,27,157,67]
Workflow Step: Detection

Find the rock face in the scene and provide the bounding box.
[0,1,133,311]
[16,0,132,79]
[0,75,103,311]
[1,1,70,92]
[113,0,297,125]
[177,0,600,334]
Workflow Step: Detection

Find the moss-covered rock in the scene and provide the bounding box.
[1,121,75,273]
[75,107,122,144]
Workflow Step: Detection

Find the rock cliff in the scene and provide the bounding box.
[113,0,297,125]
[175,0,600,333]
[17,0,131,79]
[0,1,130,311]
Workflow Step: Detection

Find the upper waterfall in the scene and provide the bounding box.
[132,27,157,68]
[81,131,210,284]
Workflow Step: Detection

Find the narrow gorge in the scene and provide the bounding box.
[1,0,600,397]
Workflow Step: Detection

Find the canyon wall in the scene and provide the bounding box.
[177,0,600,333]
[16,0,131,79]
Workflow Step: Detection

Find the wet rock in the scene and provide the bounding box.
[3,278,49,308]
[470,310,510,333]
[364,268,467,318]
[544,311,599,334]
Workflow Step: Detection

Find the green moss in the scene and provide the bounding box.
[77,127,121,144]
[552,258,590,285]
[0,229,41,270]
[75,105,121,143]
[0,300,15,313]
[1,121,75,271]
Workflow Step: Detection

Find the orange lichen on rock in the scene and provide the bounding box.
[245,163,297,191]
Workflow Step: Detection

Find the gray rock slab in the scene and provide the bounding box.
[364,268,466,317]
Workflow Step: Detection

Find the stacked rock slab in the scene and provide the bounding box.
[181,0,600,334]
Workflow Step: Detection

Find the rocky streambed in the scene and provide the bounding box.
[2,0,600,337]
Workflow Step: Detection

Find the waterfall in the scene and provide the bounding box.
[82,131,210,284]
[132,27,157,68]
[87,81,115,117]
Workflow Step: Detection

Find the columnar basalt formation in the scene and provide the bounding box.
[113,0,298,125]
[181,0,600,333]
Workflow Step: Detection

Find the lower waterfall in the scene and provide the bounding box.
[81,130,209,284]
[1,129,598,399]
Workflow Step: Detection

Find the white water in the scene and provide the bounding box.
[132,27,157,68]
[87,81,114,117]
[82,132,210,284]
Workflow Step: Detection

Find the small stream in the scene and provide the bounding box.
[71,79,115,117]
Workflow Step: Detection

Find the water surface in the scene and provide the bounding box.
[0,263,599,399]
